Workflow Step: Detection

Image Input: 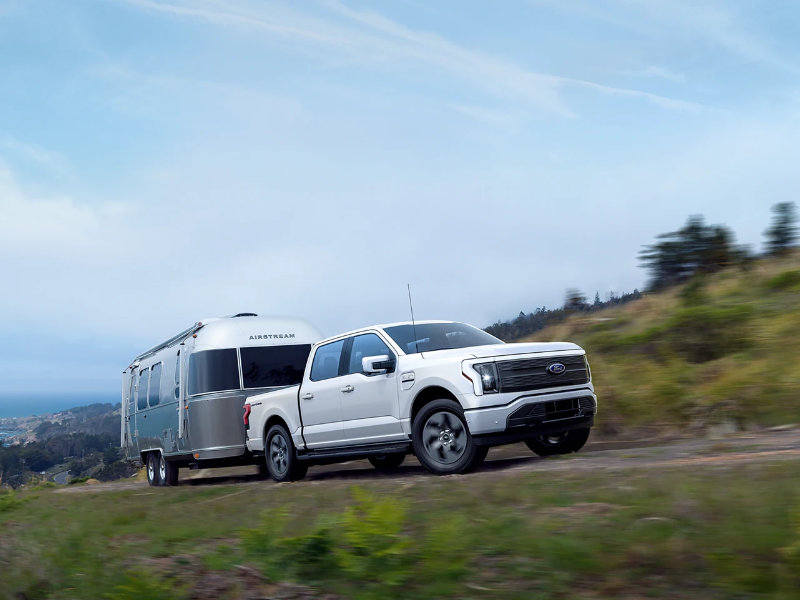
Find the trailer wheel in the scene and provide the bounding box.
[265,424,307,482]
[159,454,179,486]
[145,453,161,486]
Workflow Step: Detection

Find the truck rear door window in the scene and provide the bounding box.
[310,339,345,381]
[241,344,311,389]
[188,349,241,396]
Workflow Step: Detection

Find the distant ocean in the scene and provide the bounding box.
[0,392,117,419]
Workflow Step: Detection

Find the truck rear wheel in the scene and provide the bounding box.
[412,399,480,475]
[368,453,405,472]
[525,428,590,456]
[145,453,161,487]
[265,424,307,482]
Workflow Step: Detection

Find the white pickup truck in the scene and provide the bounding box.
[244,320,596,481]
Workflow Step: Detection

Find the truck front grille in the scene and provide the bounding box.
[497,354,589,393]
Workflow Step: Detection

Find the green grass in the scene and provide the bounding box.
[2,460,800,599]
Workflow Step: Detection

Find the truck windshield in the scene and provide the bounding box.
[384,323,502,354]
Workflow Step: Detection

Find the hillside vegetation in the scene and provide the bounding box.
[516,250,800,436]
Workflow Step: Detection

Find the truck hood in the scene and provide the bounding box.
[414,341,583,361]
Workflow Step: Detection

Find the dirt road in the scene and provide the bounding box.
[56,426,800,494]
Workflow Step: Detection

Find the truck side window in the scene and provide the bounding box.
[149,363,162,407]
[310,339,345,381]
[347,334,393,375]
[137,368,150,411]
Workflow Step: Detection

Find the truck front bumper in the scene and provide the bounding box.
[463,387,597,446]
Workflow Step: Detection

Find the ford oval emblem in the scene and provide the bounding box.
[546,362,566,375]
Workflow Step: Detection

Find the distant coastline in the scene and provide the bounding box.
[0,392,115,419]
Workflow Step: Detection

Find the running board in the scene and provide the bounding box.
[297,441,411,461]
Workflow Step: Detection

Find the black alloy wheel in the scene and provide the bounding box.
[412,398,480,475]
[265,423,307,482]
[525,427,591,456]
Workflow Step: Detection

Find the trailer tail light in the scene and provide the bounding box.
[243,404,251,427]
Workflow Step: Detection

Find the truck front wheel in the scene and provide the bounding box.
[265,424,307,482]
[412,399,480,475]
[525,428,590,456]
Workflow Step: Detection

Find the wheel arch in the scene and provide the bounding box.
[410,385,461,425]
[263,415,290,447]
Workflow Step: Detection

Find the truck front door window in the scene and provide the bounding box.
[347,333,393,375]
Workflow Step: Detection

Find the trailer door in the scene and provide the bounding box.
[125,367,139,459]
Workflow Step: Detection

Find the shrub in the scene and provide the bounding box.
[765,269,800,291]
[0,488,23,512]
[335,487,411,586]
[666,304,754,363]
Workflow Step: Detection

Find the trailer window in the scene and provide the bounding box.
[174,351,180,400]
[188,349,240,396]
[137,368,150,411]
[149,363,162,407]
[128,374,135,415]
[241,344,311,388]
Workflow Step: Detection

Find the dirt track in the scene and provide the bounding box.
[56,426,800,494]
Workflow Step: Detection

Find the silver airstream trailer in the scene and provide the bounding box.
[121,314,322,486]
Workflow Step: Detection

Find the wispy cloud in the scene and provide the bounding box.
[114,0,344,44]
[534,0,799,75]
[111,0,701,115]
[1,135,71,176]
[638,66,686,84]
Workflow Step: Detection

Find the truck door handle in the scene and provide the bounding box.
[340,385,354,393]
[301,392,314,400]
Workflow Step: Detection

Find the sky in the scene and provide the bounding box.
[1,0,799,406]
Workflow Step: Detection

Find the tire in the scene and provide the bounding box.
[525,428,591,457]
[265,424,307,482]
[159,454,179,486]
[466,446,489,472]
[368,453,406,472]
[412,399,479,475]
[145,453,161,487]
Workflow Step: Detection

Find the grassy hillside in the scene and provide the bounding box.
[518,250,800,436]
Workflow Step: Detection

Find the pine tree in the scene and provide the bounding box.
[764,202,798,255]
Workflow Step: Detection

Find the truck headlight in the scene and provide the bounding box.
[473,363,499,394]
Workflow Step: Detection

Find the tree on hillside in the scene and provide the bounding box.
[764,202,798,255]
[639,215,737,290]
[564,289,588,311]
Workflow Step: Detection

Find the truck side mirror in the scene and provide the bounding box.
[362,355,396,375]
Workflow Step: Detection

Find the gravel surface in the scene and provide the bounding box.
[55,427,800,494]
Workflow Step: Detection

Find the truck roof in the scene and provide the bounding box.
[311,320,460,346]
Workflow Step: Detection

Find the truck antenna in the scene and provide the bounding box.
[407,283,422,356]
